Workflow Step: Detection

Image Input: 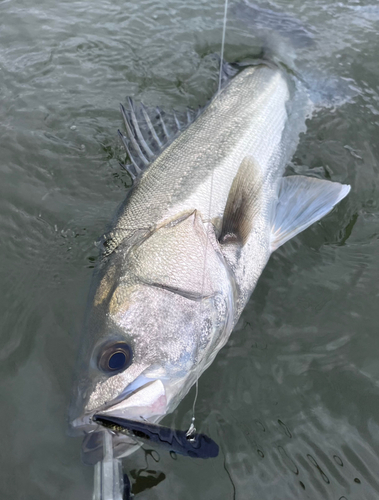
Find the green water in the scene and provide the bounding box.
[1,0,379,498]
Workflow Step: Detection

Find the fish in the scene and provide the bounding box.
[70,62,350,460]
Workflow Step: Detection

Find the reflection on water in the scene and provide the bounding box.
[0,0,379,499]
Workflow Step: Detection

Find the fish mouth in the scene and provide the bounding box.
[72,376,219,464]
[70,375,168,434]
[98,377,167,421]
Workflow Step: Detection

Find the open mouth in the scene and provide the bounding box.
[97,377,167,422]
[73,376,219,465]
[71,376,168,434]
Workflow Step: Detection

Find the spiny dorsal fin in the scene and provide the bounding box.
[220,157,265,246]
[270,175,351,251]
[119,99,199,180]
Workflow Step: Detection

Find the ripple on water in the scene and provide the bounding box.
[1,0,379,498]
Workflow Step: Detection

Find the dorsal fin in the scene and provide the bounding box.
[119,99,199,180]
[118,62,251,181]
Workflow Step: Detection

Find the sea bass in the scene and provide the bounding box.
[70,64,350,451]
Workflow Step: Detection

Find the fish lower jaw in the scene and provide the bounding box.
[70,378,168,434]
[98,378,168,422]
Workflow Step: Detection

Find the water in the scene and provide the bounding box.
[1,0,379,498]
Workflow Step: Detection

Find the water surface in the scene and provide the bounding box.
[1,0,379,498]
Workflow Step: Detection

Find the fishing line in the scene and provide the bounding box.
[187,0,229,440]
[218,0,229,93]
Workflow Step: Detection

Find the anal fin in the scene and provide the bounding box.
[270,175,351,252]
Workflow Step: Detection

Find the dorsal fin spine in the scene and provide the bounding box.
[173,111,181,131]
[186,108,192,125]
[118,130,142,175]
[120,104,149,166]
[141,102,162,148]
[127,98,155,159]
[118,99,204,183]
[156,107,169,139]
[119,161,136,180]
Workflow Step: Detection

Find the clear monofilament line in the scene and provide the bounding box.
[218,0,229,93]
[187,0,228,439]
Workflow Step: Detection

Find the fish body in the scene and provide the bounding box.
[70,64,349,453]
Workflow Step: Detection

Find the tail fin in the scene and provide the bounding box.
[233,1,316,50]
[232,1,356,108]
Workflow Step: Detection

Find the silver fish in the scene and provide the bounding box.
[70,64,350,454]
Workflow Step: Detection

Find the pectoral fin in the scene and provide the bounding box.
[220,157,264,245]
[270,176,351,252]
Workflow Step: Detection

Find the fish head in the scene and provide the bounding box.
[70,211,234,435]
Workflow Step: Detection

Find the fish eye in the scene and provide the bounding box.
[98,342,132,374]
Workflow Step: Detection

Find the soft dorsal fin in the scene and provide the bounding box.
[220,157,265,245]
[118,99,201,180]
[270,175,351,251]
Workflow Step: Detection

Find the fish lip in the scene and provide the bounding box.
[70,375,167,434]
[98,377,167,422]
